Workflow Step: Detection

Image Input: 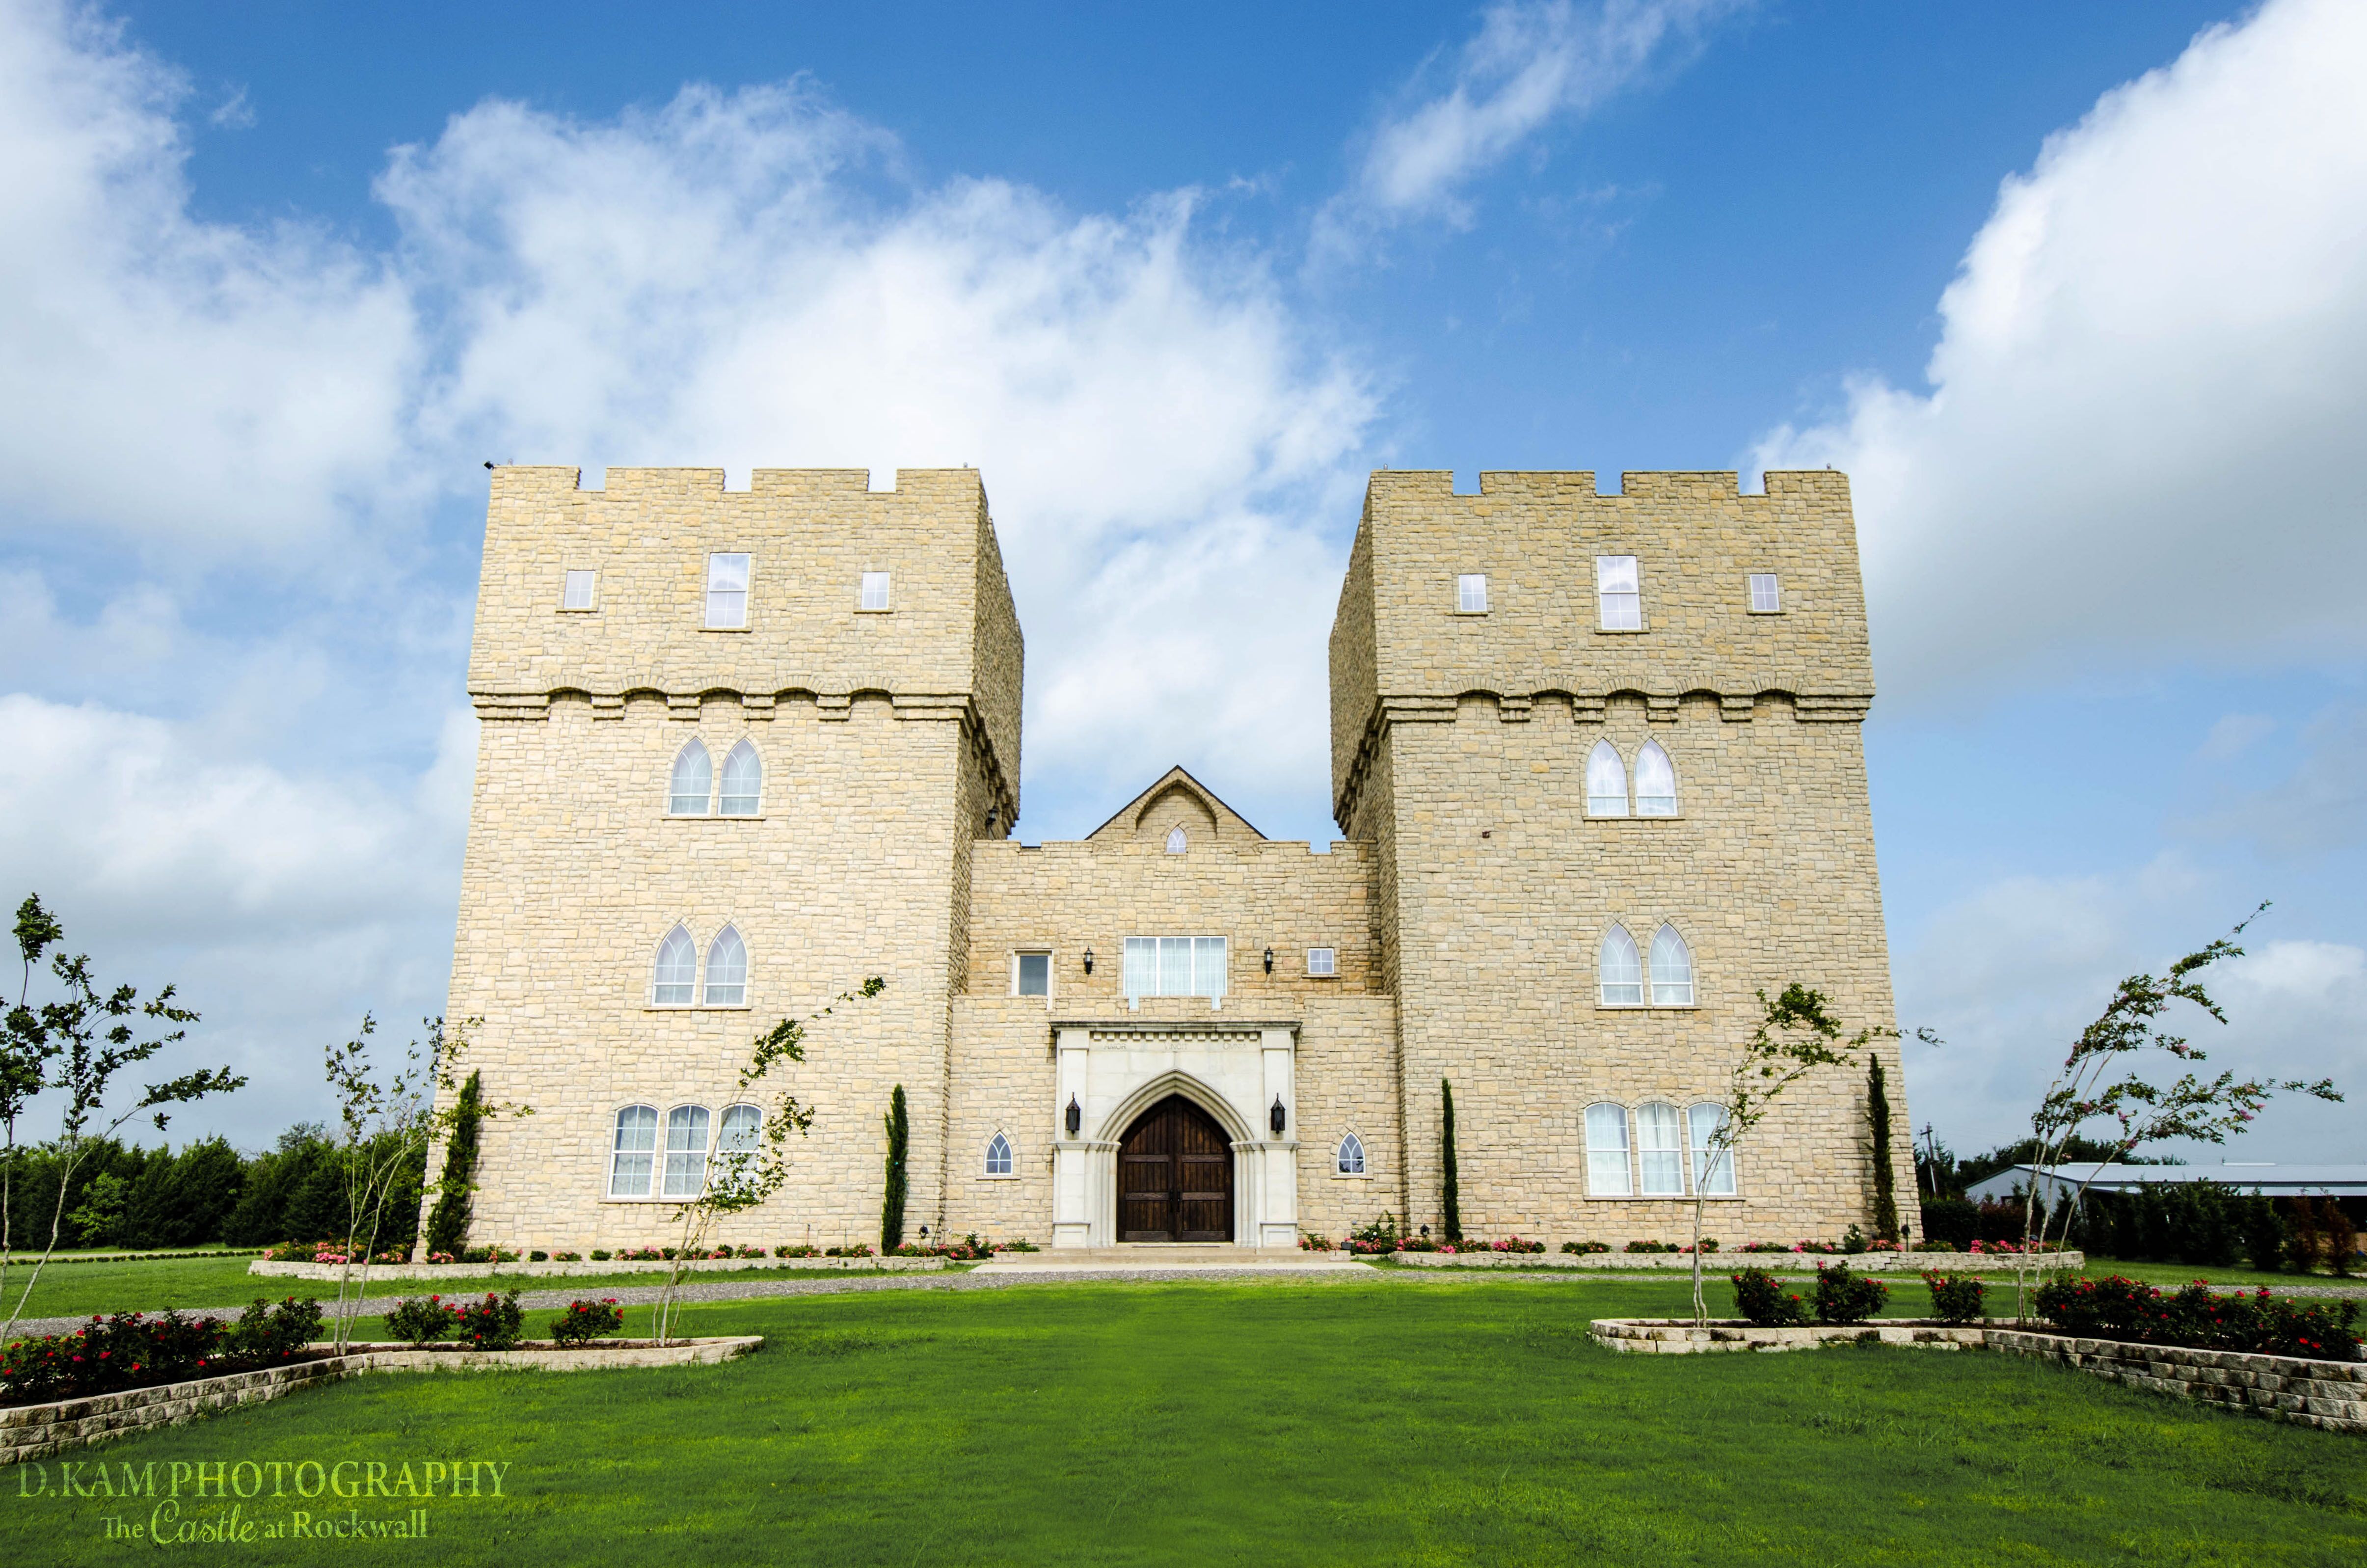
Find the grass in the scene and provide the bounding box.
[2,1278,2361,1566]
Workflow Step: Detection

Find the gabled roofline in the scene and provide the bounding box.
[1084,765,1267,842]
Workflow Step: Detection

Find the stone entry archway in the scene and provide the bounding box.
[1115,1094,1234,1242]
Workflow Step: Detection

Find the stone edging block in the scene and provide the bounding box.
[1393,1250,2080,1271]
[250,1257,947,1282]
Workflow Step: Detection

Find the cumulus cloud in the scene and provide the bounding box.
[1755,0,2367,699]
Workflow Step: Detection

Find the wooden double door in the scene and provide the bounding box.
[1117,1095,1235,1243]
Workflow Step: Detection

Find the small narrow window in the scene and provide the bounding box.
[662,1106,711,1197]
[704,925,747,1006]
[860,570,892,611]
[1306,947,1337,977]
[610,1106,657,1196]
[1165,826,1187,854]
[1337,1133,1366,1175]
[1585,1103,1632,1196]
[1634,741,1677,817]
[1649,924,1694,1006]
[1599,924,1643,1006]
[984,1132,1013,1177]
[1637,1102,1685,1196]
[1596,555,1641,630]
[1689,1102,1735,1195]
[651,924,697,1006]
[1456,574,1488,613]
[1586,740,1629,817]
[718,739,762,816]
[562,569,597,610]
[705,552,750,628]
[669,741,712,816]
[717,1105,761,1169]
[1015,952,1050,998]
[1748,572,1781,613]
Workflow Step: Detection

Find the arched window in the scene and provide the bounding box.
[1586,740,1628,816]
[1636,1102,1685,1195]
[718,739,762,816]
[1585,1103,1631,1196]
[1599,924,1642,1006]
[1688,1102,1735,1196]
[610,1106,657,1196]
[984,1132,1013,1177]
[651,924,697,1006]
[1337,1133,1367,1176]
[704,925,747,1006]
[718,1104,761,1155]
[1165,826,1187,853]
[1634,740,1677,816]
[662,1106,710,1197]
[1649,924,1694,1006]
[669,741,713,815]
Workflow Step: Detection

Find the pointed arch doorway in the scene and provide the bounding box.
[1116,1094,1234,1242]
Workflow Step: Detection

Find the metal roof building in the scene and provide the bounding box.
[1966,1163,2367,1206]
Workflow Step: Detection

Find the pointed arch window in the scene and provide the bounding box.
[718,739,761,816]
[1337,1133,1367,1176]
[1586,740,1628,817]
[663,1106,711,1197]
[1634,741,1677,816]
[1165,826,1187,853]
[1599,924,1643,1006]
[610,1106,657,1196]
[704,925,748,1006]
[669,741,713,815]
[984,1132,1013,1177]
[1649,924,1694,1006]
[1688,1102,1735,1195]
[651,924,697,1006]
[1637,1102,1685,1195]
[1585,1103,1631,1196]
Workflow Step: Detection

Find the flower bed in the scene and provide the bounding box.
[2033,1276,2361,1361]
[249,1255,950,1282]
[1386,1249,2083,1271]
[1,1298,324,1411]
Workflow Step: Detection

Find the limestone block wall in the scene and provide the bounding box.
[1291,996,1404,1240]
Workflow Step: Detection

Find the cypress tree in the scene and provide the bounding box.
[423,1071,482,1257]
[1868,1056,1900,1242]
[1440,1079,1462,1244]
[880,1084,909,1253]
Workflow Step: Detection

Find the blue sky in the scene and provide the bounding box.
[2,0,2361,1163]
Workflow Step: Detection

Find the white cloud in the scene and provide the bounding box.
[1326,0,1735,238]
[2194,712,2274,763]
[1754,0,2367,698]
[2185,701,2367,858]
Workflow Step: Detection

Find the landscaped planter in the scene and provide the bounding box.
[250,1255,947,1282]
[1392,1250,2080,1272]
[1,1337,763,1466]
[1592,1319,2367,1435]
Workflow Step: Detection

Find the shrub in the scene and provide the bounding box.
[1298,1234,1337,1251]
[2241,1198,2287,1274]
[460,1246,491,1264]
[994,1239,1040,1253]
[424,1251,456,1266]
[528,1251,548,1262]
[2035,1274,2362,1359]
[228,1296,324,1362]
[550,1298,625,1347]
[1485,1237,1546,1254]
[552,1251,581,1262]
[1730,1268,1805,1326]
[590,1249,613,1262]
[1813,1264,1889,1325]
[1,1311,226,1405]
[774,1244,818,1258]
[1841,1224,1869,1254]
[385,1296,454,1349]
[1912,1238,1956,1252]
[450,1291,525,1351]
[1561,1241,1610,1255]
[1623,1240,1678,1254]
[1921,1271,1986,1324]
[824,1243,875,1258]
[736,1245,766,1259]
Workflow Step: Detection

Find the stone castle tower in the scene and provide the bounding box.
[436,463,1915,1254]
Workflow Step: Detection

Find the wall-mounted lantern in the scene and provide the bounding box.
[1270,1097,1287,1136]
[1082,947,1095,975]
[1263,946,1274,973]
[1065,1095,1082,1136]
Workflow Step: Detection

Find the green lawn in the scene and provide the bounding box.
[3,1280,2360,1566]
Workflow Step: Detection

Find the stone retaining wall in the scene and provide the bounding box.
[2,1338,763,1466]
[1392,1250,2078,1272]
[251,1256,947,1282]
[1592,1319,1988,1353]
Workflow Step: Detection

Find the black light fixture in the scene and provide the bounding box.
[918,1225,928,1239]
[1263,946,1274,974]
[1082,946,1095,975]
[1065,1095,1082,1136]
[1269,1097,1287,1136]
[1421,1224,1430,1240]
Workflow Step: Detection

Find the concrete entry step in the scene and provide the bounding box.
[970,1245,1370,1274]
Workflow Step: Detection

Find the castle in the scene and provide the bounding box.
[440,464,1918,1252]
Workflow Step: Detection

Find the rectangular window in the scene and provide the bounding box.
[860,570,892,611]
[1456,573,1488,613]
[1596,555,1641,630]
[705,553,750,628]
[662,1106,710,1197]
[1014,951,1050,998]
[1636,1103,1686,1196]
[1585,1104,1632,1197]
[1123,936,1228,1000]
[1306,947,1337,977]
[562,569,598,611]
[1688,1103,1736,1196]
[1748,572,1781,613]
[610,1109,656,1197]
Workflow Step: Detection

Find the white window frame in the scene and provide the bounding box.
[703,924,749,1007]
[1687,1102,1736,1196]
[1649,923,1695,1007]
[1596,554,1642,631]
[1636,1102,1686,1196]
[1599,923,1643,1007]
[561,569,598,612]
[1336,1132,1368,1177]
[609,1105,658,1197]
[650,923,698,1007]
[1122,935,1228,1003]
[669,740,713,816]
[717,738,762,816]
[982,1131,1016,1179]
[705,552,751,629]
[1585,1103,1632,1197]
[1455,573,1488,614]
[1748,572,1781,614]
[1012,950,1052,1001]
[1306,946,1337,978]
[859,570,892,612]
[662,1105,711,1197]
